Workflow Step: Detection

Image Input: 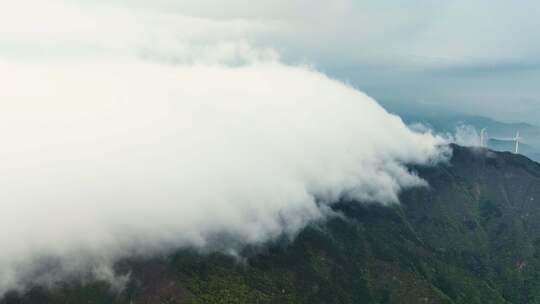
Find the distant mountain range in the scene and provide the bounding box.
[3,145,540,303]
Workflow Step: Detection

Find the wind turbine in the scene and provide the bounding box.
[514,131,521,154]
[489,131,524,154]
[480,128,487,147]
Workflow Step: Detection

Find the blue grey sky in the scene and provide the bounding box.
[251,0,540,124]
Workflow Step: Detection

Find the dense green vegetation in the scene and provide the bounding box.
[4,145,540,303]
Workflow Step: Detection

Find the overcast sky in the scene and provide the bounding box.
[2,1,539,124]
[91,0,540,124]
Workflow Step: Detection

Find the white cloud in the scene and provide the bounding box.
[0,0,448,294]
[451,125,481,147]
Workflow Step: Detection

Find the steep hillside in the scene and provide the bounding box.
[4,145,540,304]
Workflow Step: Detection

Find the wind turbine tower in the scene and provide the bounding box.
[480,128,487,147]
[514,131,521,154]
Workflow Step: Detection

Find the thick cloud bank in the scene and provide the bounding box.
[0,61,444,293]
[0,0,447,294]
